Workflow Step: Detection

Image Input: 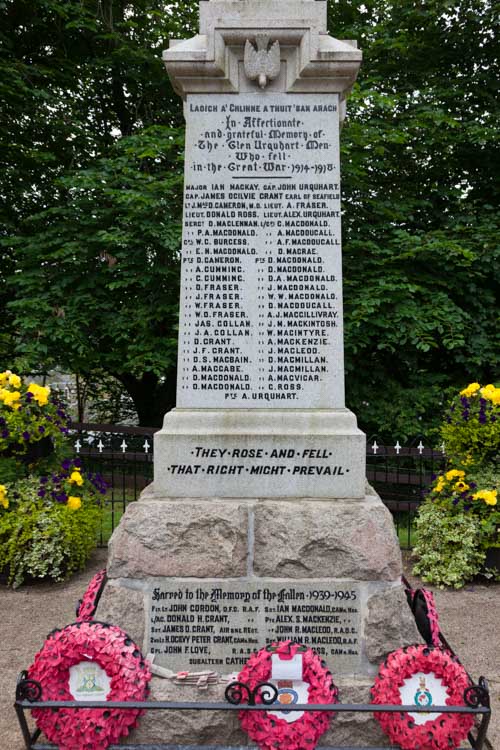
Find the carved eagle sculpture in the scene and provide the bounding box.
[244,35,281,89]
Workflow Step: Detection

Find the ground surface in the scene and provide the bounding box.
[0,548,498,750]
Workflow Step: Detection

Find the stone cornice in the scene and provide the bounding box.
[163,0,362,111]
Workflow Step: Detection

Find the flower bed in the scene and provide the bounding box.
[413,382,499,587]
[0,371,107,587]
[0,459,107,587]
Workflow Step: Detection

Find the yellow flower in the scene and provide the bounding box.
[445,469,465,481]
[67,496,82,510]
[27,383,50,406]
[454,481,469,492]
[480,383,500,404]
[460,382,481,397]
[481,384,496,397]
[2,390,21,409]
[69,471,84,486]
[490,389,500,406]
[472,489,497,506]
[0,370,11,386]
[0,484,8,509]
[434,476,445,493]
[8,373,21,388]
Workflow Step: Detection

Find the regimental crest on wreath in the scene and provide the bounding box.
[69,660,111,702]
[414,675,433,710]
[244,35,281,89]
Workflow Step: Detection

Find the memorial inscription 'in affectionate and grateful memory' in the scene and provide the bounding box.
[178,94,343,410]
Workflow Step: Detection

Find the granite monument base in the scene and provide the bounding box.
[95,483,421,747]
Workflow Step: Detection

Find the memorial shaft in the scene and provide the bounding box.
[179,94,344,410]
[155,0,366,499]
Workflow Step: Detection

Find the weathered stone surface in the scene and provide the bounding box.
[122,676,389,747]
[364,585,422,664]
[122,678,247,746]
[107,500,248,579]
[321,677,387,747]
[95,582,146,652]
[253,494,402,581]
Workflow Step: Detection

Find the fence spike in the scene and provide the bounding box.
[441,441,446,454]
[371,440,379,454]
[97,440,104,453]
[143,439,150,454]
[417,440,424,454]
[394,441,401,455]
[74,439,81,454]
[120,439,128,453]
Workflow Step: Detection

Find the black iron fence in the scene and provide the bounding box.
[365,436,446,549]
[71,423,446,548]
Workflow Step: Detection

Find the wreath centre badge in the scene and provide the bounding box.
[399,671,449,725]
[69,660,111,702]
[267,653,309,723]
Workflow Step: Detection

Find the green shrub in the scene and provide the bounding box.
[0,459,105,588]
[413,503,485,588]
[413,450,499,587]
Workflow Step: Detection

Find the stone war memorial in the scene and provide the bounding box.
[96,0,421,745]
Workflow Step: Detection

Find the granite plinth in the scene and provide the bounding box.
[98,486,420,670]
[96,485,421,747]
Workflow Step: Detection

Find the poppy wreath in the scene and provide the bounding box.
[76,569,107,622]
[406,586,442,648]
[237,641,338,750]
[28,621,151,750]
[370,644,475,750]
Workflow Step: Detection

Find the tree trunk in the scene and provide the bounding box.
[116,370,177,427]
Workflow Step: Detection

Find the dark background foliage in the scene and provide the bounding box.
[1,0,498,437]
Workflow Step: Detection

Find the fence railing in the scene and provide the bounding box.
[71,423,446,548]
[365,436,446,549]
[71,422,155,546]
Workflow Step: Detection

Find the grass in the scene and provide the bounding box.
[397,525,418,549]
[98,490,138,544]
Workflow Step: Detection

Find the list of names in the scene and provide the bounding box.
[178,93,345,409]
[149,580,361,673]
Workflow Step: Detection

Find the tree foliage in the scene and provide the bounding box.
[334,0,499,439]
[1,0,499,432]
[8,127,184,424]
